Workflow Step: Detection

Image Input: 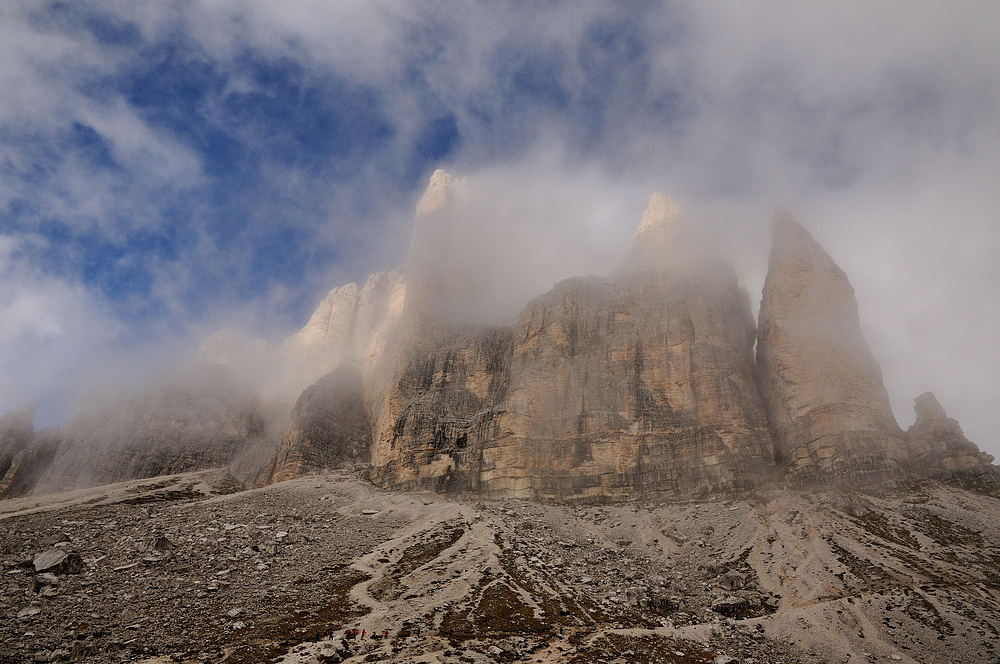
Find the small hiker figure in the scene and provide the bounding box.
[361,629,366,639]
[383,629,389,639]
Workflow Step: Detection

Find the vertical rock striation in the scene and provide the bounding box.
[32,374,270,494]
[755,210,909,483]
[268,367,371,483]
[369,192,775,499]
[479,195,775,499]
[281,269,407,391]
[11,169,993,503]
[0,404,60,499]
[367,170,511,491]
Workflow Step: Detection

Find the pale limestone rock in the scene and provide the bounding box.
[285,282,359,350]
[755,210,908,483]
[906,392,997,485]
[277,269,406,401]
[415,169,454,216]
[369,195,775,499]
[475,197,774,499]
[634,192,680,238]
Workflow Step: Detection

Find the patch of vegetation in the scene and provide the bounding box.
[824,535,895,591]
[901,589,954,638]
[852,510,921,550]
[369,521,465,601]
[567,632,715,664]
[221,567,371,664]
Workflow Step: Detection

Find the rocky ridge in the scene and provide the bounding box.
[1,171,997,501]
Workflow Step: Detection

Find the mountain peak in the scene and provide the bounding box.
[634,193,681,238]
[415,169,455,215]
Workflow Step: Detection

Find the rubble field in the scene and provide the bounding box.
[2,469,999,664]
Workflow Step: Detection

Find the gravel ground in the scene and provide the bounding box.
[2,470,999,664]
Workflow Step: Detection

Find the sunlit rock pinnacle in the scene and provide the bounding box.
[634,192,681,238]
[415,169,455,216]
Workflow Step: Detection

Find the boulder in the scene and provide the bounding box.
[33,548,82,574]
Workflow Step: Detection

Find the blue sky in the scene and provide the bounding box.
[1,1,999,454]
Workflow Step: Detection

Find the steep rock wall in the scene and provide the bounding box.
[0,405,59,499]
[32,375,269,494]
[268,367,371,483]
[755,211,909,483]
[370,193,776,500]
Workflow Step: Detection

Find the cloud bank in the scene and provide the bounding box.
[0,1,997,454]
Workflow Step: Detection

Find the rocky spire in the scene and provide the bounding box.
[415,169,455,216]
[407,169,462,273]
[620,193,710,274]
[906,392,996,480]
[634,193,681,238]
[756,209,909,483]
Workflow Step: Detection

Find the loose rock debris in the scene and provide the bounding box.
[1,469,1000,663]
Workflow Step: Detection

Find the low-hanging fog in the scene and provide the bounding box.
[1,2,997,457]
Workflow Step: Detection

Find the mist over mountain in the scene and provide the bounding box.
[2,171,996,502]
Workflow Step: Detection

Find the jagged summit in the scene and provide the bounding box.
[415,168,455,216]
[768,207,837,272]
[620,193,714,275]
[3,175,997,502]
[907,392,998,485]
[634,192,681,237]
[913,391,949,423]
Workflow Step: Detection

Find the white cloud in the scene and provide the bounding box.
[1,0,998,456]
[0,236,123,424]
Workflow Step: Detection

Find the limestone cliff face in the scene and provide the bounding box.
[268,367,371,484]
[11,170,993,503]
[366,170,503,490]
[367,327,513,491]
[906,392,998,487]
[369,193,775,499]
[281,269,407,389]
[755,211,908,483]
[32,375,269,494]
[0,404,59,499]
[478,196,774,499]
[0,404,36,478]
